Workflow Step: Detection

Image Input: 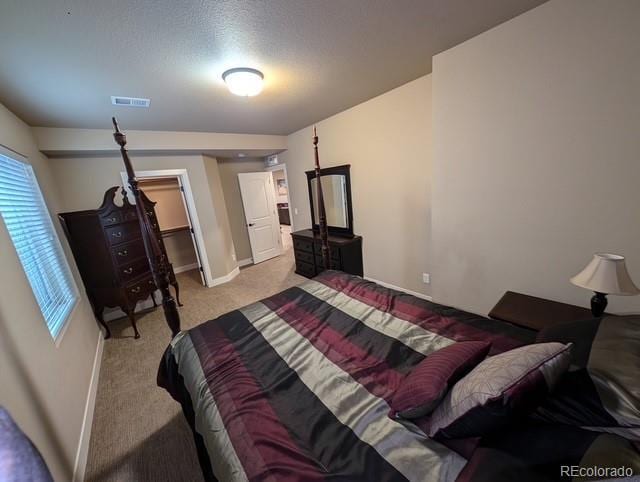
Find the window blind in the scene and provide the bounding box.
[0,151,78,339]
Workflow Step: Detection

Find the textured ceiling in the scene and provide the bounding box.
[0,0,547,135]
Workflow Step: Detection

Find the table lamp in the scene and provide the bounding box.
[570,253,640,316]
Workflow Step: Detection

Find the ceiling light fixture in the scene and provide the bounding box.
[222,68,264,97]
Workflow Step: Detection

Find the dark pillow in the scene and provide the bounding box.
[535,315,640,441]
[389,341,491,419]
[427,342,572,439]
[455,422,640,482]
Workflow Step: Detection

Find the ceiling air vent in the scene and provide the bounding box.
[111,96,150,108]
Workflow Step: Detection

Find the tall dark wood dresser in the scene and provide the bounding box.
[291,229,363,278]
[59,186,181,339]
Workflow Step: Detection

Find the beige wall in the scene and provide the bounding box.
[202,155,238,276]
[50,154,237,282]
[432,0,640,315]
[217,157,267,262]
[0,103,100,481]
[282,76,432,295]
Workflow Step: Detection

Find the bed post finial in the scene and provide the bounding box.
[112,118,181,338]
[313,126,331,271]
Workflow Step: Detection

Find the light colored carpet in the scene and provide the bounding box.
[85,248,304,482]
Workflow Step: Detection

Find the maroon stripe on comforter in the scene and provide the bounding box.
[315,272,527,354]
[263,291,404,403]
[190,323,327,481]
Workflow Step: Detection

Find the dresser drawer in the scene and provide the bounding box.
[292,237,314,254]
[100,211,122,227]
[111,240,146,265]
[139,208,159,231]
[315,256,341,271]
[105,223,141,246]
[295,249,314,265]
[123,209,138,222]
[315,248,340,265]
[295,260,316,278]
[125,275,156,302]
[117,258,151,284]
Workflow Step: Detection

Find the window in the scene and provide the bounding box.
[0,149,78,340]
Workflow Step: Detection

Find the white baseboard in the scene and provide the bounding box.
[72,330,104,482]
[173,262,199,274]
[237,257,253,268]
[210,266,240,287]
[364,276,433,301]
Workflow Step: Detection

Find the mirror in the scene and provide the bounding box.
[310,176,348,228]
[306,164,353,236]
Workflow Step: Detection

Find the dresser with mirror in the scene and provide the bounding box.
[291,164,363,278]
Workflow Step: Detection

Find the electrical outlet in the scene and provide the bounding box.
[231,253,236,261]
[294,207,298,215]
[422,273,430,284]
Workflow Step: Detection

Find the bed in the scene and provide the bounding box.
[156,271,639,481]
[157,271,529,481]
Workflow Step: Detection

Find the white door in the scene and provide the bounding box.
[238,172,282,264]
[176,176,206,285]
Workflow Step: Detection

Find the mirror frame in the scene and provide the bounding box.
[305,164,354,237]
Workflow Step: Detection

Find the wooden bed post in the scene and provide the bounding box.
[313,127,331,271]
[112,118,181,337]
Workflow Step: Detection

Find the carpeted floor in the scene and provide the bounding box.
[85,248,304,482]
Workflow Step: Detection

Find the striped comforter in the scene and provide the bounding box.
[158,271,535,482]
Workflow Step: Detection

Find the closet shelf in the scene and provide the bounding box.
[160,225,191,236]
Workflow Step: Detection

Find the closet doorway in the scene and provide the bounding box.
[120,169,210,287]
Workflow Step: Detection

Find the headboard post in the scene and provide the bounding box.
[313,126,331,270]
[112,117,181,337]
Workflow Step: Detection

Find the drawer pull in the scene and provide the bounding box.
[118,250,128,257]
[112,232,123,238]
[107,217,117,222]
[123,267,133,274]
[130,286,141,293]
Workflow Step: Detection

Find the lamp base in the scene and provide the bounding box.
[590,292,607,317]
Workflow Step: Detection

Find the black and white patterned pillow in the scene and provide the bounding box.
[427,342,572,439]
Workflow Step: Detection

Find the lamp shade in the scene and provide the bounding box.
[570,253,640,295]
